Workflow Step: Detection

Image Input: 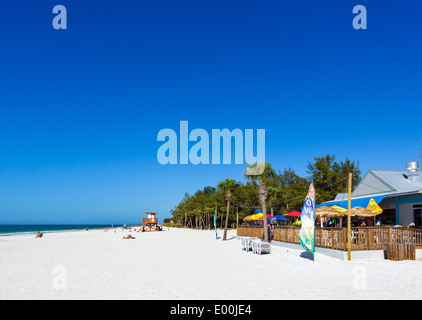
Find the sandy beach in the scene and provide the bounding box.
[1,227,421,300]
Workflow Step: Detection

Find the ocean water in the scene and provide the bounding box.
[0,224,117,236]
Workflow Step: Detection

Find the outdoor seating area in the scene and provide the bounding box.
[238,225,422,256]
[240,236,271,255]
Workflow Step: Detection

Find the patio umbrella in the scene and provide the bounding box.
[268,215,289,221]
[258,214,273,219]
[332,205,347,213]
[315,206,345,228]
[282,211,301,217]
[315,206,344,218]
[243,211,264,221]
[243,215,255,222]
[251,213,263,220]
[350,206,379,218]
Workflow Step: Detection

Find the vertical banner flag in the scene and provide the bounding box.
[299,183,316,255]
[214,212,218,239]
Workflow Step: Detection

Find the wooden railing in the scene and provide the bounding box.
[237,226,422,251]
[142,218,157,224]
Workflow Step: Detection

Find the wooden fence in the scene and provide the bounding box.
[237,226,422,251]
[237,226,269,239]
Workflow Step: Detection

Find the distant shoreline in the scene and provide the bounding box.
[0,224,125,236]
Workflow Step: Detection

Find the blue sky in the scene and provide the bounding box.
[0,1,421,224]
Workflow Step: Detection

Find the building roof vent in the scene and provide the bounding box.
[406,162,420,173]
[406,162,420,184]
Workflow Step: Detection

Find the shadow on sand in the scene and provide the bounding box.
[216,236,236,240]
[300,251,315,261]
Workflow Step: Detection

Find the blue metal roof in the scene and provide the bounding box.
[316,195,386,209]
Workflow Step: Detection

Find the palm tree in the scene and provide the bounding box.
[267,186,282,217]
[217,178,240,240]
[244,162,276,242]
[204,207,214,229]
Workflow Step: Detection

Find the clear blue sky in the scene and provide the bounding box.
[0,1,421,224]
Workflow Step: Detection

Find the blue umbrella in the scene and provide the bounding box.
[253,210,263,215]
[268,215,289,221]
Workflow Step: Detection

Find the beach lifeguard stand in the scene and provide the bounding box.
[140,212,158,232]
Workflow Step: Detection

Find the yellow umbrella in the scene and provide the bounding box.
[251,213,263,220]
[367,198,383,214]
[243,213,262,221]
[332,205,347,213]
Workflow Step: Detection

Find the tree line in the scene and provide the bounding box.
[168,155,361,241]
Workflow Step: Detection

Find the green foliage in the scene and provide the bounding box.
[244,162,277,186]
[307,155,361,204]
[161,222,184,228]
[169,155,361,227]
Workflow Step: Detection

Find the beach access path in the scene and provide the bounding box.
[0,227,421,299]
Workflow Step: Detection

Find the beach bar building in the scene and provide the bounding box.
[321,162,422,226]
[237,162,422,260]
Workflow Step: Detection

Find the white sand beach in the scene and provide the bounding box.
[1,227,421,300]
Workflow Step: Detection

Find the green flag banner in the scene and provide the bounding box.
[299,183,316,255]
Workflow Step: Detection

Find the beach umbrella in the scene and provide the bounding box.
[282,211,301,217]
[332,205,347,213]
[250,213,263,220]
[242,213,262,221]
[367,198,383,214]
[243,211,268,222]
[315,206,344,218]
[268,215,289,221]
[318,206,378,218]
[350,206,379,217]
[243,215,255,222]
[315,206,346,228]
[258,214,273,220]
[350,206,382,226]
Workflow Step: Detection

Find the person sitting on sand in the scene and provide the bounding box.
[36,232,43,238]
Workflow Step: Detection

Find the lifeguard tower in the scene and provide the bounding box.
[139,212,158,232]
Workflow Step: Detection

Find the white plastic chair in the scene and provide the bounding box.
[252,239,271,255]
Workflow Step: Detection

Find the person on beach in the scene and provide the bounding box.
[36,232,43,238]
